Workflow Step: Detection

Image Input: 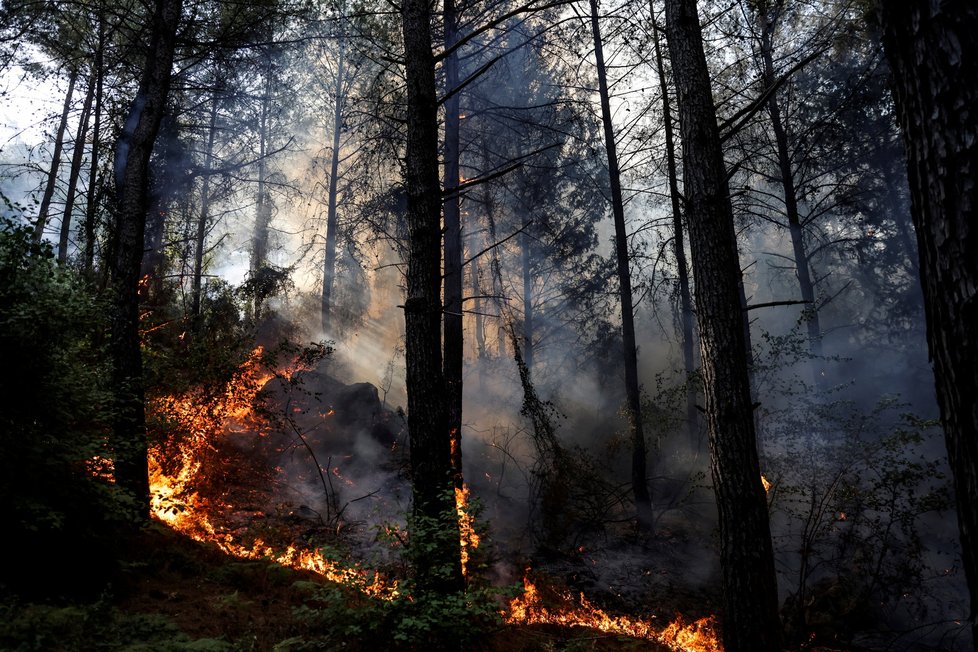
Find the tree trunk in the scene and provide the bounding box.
[321,36,346,335]
[589,0,653,530]
[34,68,78,243]
[192,91,220,318]
[663,0,782,649]
[400,0,464,596]
[472,226,487,361]
[652,5,698,447]
[251,62,273,319]
[59,68,97,263]
[84,12,106,278]
[758,10,824,389]
[140,113,182,300]
[879,4,978,644]
[520,213,534,375]
[109,0,183,522]
[443,0,464,488]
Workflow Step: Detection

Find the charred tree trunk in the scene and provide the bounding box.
[663,1,782,649]
[58,68,96,263]
[400,0,464,596]
[589,0,653,530]
[109,0,183,522]
[191,91,220,318]
[652,6,698,447]
[879,3,978,643]
[443,0,464,488]
[758,9,824,389]
[321,36,346,335]
[34,68,78,243]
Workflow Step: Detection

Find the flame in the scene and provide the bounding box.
[505,572,721,651]
[147,346,398,599]
[760,474,772,493]
[145,344,718,639]
[455,483,480,577]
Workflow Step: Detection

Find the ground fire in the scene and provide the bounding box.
[143,347,721,649]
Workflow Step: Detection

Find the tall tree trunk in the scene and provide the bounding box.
[251,62,272,319]
[663,1,782,649]
[59,68,97,263]
[443,0,464,488]
[879,3,978,644]
[34,68,78,243]
[321,36,346,335]
[520,213,534,375]
[192,90,220,318]
[141,113,182,301]
[84,12,106,278]
[589,0,653,529]
[400,0,464,596]
[652,5,698,447]
[758,10,824,389]
[109,0,183,522]
[472,226,487,361]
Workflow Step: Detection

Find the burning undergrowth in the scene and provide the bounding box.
[146,342,405,597]
[141,340,725,650]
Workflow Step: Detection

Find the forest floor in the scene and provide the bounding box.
[0,521,666,651]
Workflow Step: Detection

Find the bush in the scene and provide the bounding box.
[0,217,129,596]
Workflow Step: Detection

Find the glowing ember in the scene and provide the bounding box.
[760,474,772,493]
[505,572,721,651]
[455,483,480,576]
[85,455,115,482]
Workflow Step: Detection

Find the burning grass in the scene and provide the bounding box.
[505,571,720,652]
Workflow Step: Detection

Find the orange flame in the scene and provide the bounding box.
[455,483,480,577]
[505,572,721,651]
[147,346,398,599]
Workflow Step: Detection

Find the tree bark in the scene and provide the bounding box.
[589,0,653,530]
[34,68,78,243]
[321,35,346,335]
[663,0,782,649]
[443,0,464,489]
[109,0,183,522]
[879,3,978,644]
[401,0,464,595]
[652,4,698,447]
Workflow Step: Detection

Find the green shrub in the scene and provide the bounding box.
[0,217,131,596]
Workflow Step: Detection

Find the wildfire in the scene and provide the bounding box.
[147,346,398,599]
[455,483,481,576]
[145,343,717,642]
[505,572,721,652]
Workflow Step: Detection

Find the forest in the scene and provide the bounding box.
[1,0,976,650]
